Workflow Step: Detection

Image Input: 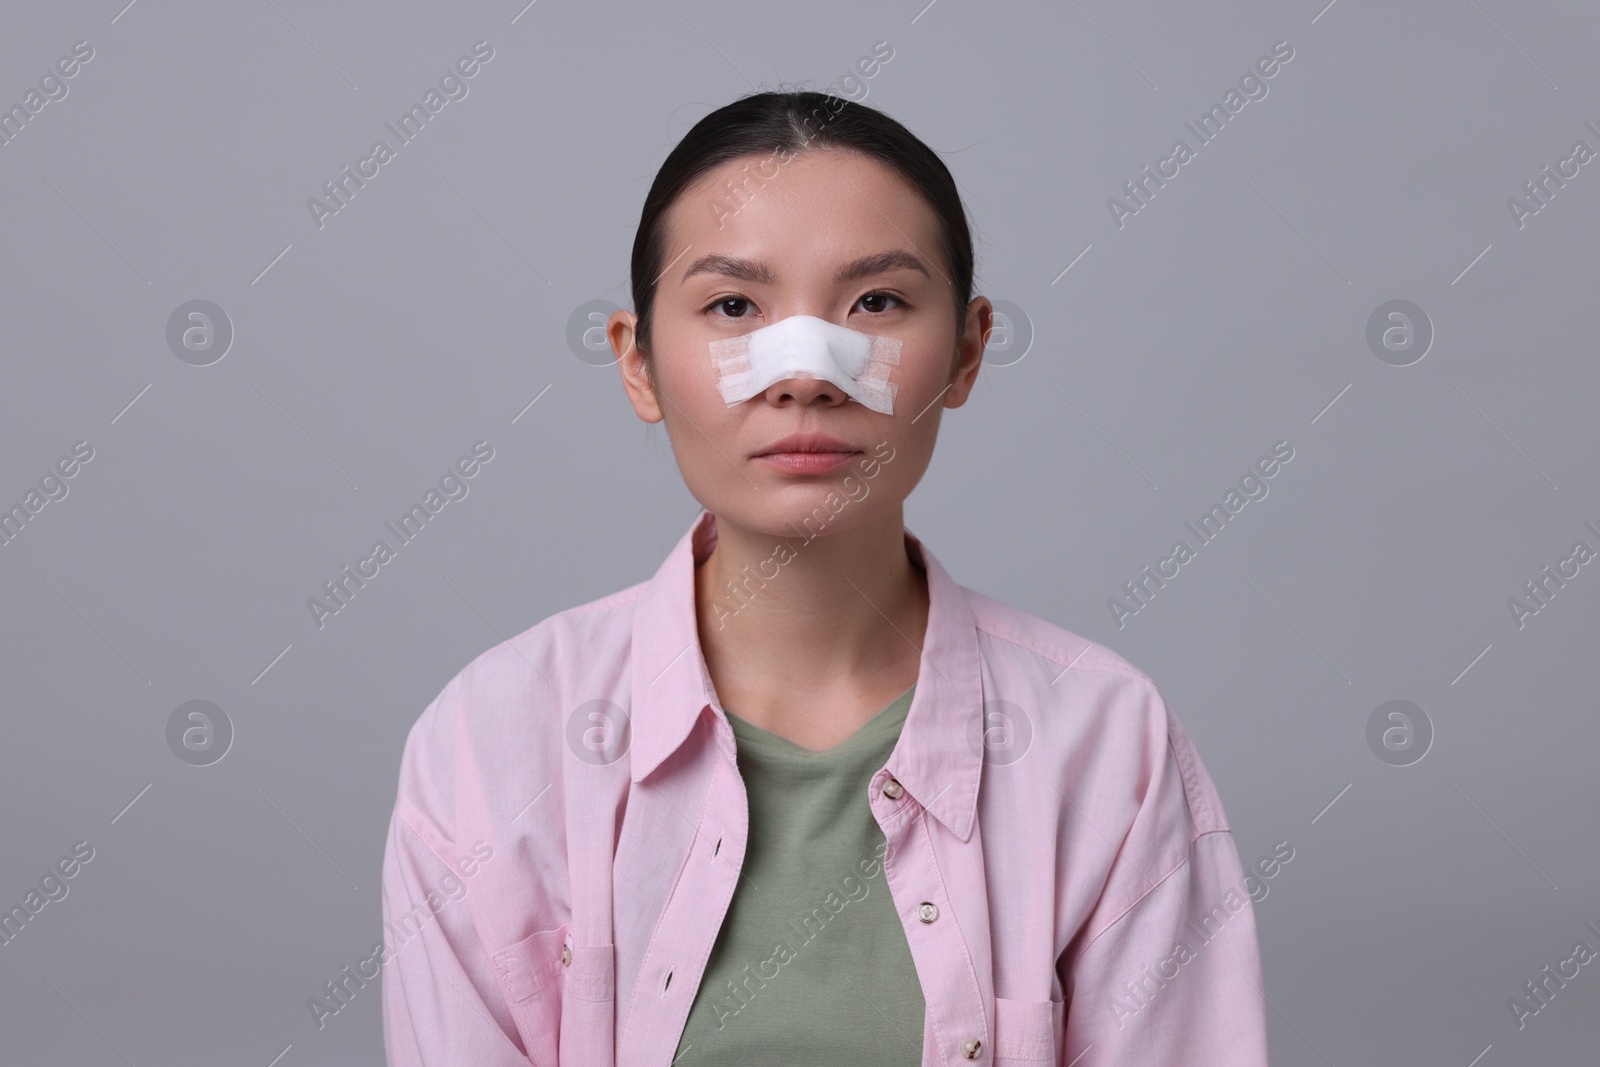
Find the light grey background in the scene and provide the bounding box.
[2,0,1596,1063]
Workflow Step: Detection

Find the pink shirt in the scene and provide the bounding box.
[381,509,1270,1066]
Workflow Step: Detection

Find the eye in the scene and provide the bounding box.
[706,296,755,319]
[856,291,904,314]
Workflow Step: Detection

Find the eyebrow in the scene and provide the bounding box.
[679,250,930,286]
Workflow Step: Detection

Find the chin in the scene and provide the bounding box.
[711,489,886,543]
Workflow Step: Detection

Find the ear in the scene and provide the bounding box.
[611,309,664,423]
[944,296,992,409]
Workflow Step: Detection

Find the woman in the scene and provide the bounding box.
[381,90,1270,1066]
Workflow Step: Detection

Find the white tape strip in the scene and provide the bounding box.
[709,315,902,415]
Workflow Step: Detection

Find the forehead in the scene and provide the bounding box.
[664,148,941,277]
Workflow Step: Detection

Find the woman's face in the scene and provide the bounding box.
[611,147,989,540]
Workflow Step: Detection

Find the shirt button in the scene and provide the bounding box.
[917,901,939,923]
[882,777,904,799]
[562,944,572,966]
[961,1036,983,1058]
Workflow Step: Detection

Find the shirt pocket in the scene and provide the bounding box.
[993,996,1061,1064]
[491,924,569,1067]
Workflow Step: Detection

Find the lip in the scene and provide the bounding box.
[753,432,860,458]
[753,432,862,475]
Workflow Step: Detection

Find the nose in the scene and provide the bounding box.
[760,374,852,407]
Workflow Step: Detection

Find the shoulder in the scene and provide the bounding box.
[960,583,1229,835]
[425,577,646,728]
[964,583,1153,684]
[391,576,649,831]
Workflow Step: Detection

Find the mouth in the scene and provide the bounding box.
[753,433,862,474]
[753,433,861,458]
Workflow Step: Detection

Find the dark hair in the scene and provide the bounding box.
[628,90,976,361]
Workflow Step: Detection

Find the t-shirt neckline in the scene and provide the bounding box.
[724,683,917,758]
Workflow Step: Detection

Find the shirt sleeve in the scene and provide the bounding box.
[381,680,533,1067]
[1056,683,1270,1066]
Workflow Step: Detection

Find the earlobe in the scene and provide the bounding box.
[619,363,665,424]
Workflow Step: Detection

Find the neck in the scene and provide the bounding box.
[693,508,929,713]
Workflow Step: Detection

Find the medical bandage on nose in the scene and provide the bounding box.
[709,315,902,415]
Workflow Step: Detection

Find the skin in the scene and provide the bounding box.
[609,147,991,751]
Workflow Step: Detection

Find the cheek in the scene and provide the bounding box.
[655,343,737,429]
[890,336,956,398]
[652,342,723,409]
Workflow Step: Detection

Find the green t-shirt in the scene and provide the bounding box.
[672,684,926,1065]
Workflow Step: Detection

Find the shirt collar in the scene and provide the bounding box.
[629,508,983,841]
